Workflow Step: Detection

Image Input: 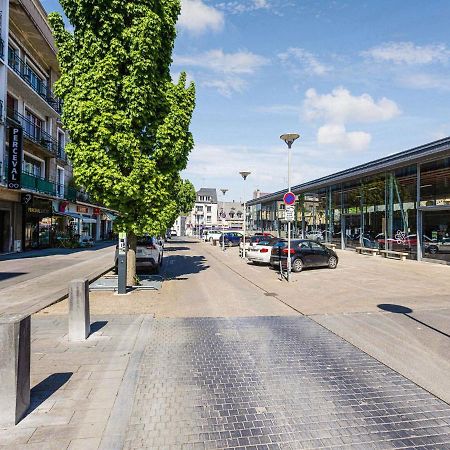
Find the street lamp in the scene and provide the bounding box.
[280,133,300,282]
[220,188,228,251]
[239,171,251,258]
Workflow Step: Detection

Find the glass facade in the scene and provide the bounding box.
[250,151,450,264]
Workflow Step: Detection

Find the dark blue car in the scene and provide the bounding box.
[219,232,243,247]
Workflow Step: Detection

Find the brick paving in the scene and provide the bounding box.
[123,316,450,449]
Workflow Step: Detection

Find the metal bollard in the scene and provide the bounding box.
[69,279,90,341]
[0,316,31,426]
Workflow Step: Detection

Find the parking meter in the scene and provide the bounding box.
[118,232,127,294]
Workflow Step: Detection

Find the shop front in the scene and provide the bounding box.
[22,195,54,250]
[248,137,450,264]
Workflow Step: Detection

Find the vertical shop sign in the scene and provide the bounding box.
[8,126,23,189]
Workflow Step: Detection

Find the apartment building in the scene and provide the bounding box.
[0,0,114,253]
[186,188,218,235]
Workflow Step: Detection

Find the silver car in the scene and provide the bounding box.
[114,236,163,274]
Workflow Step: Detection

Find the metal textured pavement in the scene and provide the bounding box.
[123,317,450,449]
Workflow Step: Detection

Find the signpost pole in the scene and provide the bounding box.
[117,232,127,295]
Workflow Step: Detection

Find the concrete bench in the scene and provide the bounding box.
[323,243,337,250]
[0,279,92,427]
[355,246,379,256]
[379,249,409,261]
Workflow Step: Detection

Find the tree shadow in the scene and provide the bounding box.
[27,372,73,415]
[163,255,209,279]
[163,246,191,252]
[0,272,27,281]
[378,303,450,339]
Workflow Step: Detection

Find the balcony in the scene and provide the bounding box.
[8,47,63,114]
[7,108,65,160]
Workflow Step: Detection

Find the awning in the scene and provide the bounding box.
[54,211,83,220]
[81,216,97,224]
[104,212,118,221]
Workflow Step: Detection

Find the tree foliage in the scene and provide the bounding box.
[49,0,196,236]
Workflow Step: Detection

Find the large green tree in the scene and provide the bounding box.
[49,0,196,282]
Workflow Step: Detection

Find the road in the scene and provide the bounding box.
[4,237,450,449]
[0,243,115,317]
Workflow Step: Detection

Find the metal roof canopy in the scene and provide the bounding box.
[247,136,450,205]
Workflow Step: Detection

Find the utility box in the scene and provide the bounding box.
[14,240,21,252]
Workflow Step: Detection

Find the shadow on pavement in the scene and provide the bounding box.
[163,246,191,252]
[0,272,27,281]
[27,372,73,415]
[90,320,108,335]
[378,303,450,339]
[163,255,209,279]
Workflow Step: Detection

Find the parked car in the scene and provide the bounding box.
[219,232,243,247]
[170,229,177,237]
[246,238,280,265]
[427,237,450,254]
[206,230,223,243]
[305,229,324,242]
[239,234,276,255]
[270,239,338,272]
[114,235,163,274]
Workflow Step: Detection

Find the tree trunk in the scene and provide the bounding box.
[127,232,137,286]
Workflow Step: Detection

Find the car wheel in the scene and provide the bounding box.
[428,245,438,254]
[328,256,338,269]
[292,258,303,273]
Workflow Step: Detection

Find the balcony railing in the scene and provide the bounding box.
[7,108,62,158]
[8,47,63,114]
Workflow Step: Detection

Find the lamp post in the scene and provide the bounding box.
[239,171,251,258]
[280,133,300,281]
[220,188,228,251]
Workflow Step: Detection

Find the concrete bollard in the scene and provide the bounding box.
[0,316,31,427]
[69,279,90,341]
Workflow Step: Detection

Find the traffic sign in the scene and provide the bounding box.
[285,205,295,222]
[283,191,296,206]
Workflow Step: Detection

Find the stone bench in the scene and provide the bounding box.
[355,246,379,256]
[379,249,409,261]
[0,262,111,428]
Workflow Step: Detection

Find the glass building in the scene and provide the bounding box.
[247,137,450,263]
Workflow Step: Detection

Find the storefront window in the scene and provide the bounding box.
[361,174,386,249]
[386,165,417,257]
[329,185,342,247]
[342,181,362,249]
[420,157,450,207]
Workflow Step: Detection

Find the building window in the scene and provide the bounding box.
[57,167,64,197]
[24,109,43,141]
[206,216,211,223]
[206,206,211,213]
[57,130,65,157]
[23,154,43,177]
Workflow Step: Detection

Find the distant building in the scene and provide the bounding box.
[185,188,218,236]
[218,201,244,229]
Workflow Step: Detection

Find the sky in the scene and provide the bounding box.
[42,0,450,202]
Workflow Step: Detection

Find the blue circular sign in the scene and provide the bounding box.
[283,192,296,205]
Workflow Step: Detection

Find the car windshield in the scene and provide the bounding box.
[137,236,153,246]
[272,241,287,248]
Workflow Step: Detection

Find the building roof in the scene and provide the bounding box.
[247,136,450,205]
[197,188,217,203]
[219,201,244,219]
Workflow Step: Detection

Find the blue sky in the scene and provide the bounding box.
[42,0,450,202]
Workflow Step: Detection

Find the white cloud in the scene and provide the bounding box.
[363,42,450,65]
[317,124,371,152]
[173,49,269,96]
[253,104,301,115]
[278,47,331,76]
[174,49,269,74]
[202,77,246,96]
[178,0,224,34]
[399,73,450,91]
[217,0,272,14]
[304,87,401,124]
